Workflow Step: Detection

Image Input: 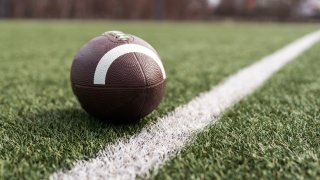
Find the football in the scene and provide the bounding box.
[71,31,166,122]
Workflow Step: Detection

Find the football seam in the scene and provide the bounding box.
[131,51,148,117]
[132,51,148,86]
[72,79,165,89]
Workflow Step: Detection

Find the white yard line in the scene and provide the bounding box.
[51,30,320,180]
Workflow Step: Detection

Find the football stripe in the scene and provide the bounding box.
[93,44,166,85]
[51,30,320,180]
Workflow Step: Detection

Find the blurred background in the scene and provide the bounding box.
[0,0,319,21]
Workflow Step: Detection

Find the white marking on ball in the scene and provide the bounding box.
[93,44,166,85]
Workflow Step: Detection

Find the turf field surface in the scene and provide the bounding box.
[52,30,320,179]
[0,21,319,179]
[155,38,320,180]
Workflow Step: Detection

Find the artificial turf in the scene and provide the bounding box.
[0,20,318,179]
[154,41,320,179]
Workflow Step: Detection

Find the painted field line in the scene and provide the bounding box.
[51,30,320,180]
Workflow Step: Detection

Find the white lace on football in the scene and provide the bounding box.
[103,31,130,41]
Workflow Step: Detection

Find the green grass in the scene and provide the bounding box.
[0,20,318,179]
[154,40,320,179]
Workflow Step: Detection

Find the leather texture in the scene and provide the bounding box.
[71,33,166,122]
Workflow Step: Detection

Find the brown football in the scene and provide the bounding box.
[71,31,166,122]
